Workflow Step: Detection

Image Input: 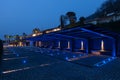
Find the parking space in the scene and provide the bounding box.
[1,47,120,80]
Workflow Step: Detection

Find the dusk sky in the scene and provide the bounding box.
[0,0,106,39]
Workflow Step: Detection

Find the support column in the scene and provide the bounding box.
[86,39,91,55]
[67,41,70,49]
[112,39,116,57]
[30,41,33,46]
[23,41,26,46]
[58,41,61,48]
[71,39,75,52]
[66,40,72,51]
[35,41,37,47]
[39,41,42,47]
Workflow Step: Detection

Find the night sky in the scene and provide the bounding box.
[0,0,105,39]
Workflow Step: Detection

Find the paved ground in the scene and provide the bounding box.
[1,47,120,80]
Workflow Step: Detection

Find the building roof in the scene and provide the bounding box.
[25,25,120,41]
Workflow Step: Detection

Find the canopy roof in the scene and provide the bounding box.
[26,25,120,41]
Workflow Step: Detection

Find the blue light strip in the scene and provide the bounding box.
[86,40,89,54]
[112,39,116,57]
[50,33,87,40]
[94,57,116,67]
[81,28,114,39]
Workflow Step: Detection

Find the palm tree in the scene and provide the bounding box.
[32,28,41,36]
[66,12,77,24]
[15,35,20,41]
[14,35,20,46]
[22,33,27,39]
[4,34,8,44]
[32,28,41,34]
[9,35,13,42]
[4,34,10,44]
[22,33,27,46]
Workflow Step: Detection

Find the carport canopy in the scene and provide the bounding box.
[25,26,117,57]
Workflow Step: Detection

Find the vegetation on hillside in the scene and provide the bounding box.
[87,0,120,19]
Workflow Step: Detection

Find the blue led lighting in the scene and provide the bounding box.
[94,57,117,67]
[63,52,65,54]
[50,54,53,56]
[65,57,69,60]
[23,60,27,64]
[111,57,116,59]
[108,58,111,61]
[16,54,19,57]
[73,55,76,58]
[102,61,106,64]
[96,64,100,67]
[13,52,16,54]
[57,52,60,55]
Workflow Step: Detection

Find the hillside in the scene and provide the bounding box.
[96,20,120,33]
[87,0,120,19]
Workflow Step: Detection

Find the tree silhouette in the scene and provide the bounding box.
[22,33,27,39]
[79,17,86,25]
[4,34,9,44]
[60,15,65,28]
[32,28,41,34]
[13,35,20,46]
[66,12,77,24]
[87,0,120,19]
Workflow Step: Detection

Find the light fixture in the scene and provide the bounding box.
[101,40,104,51]
[67,41,70,49]
[32,34,36,37]
[80,41,84,50]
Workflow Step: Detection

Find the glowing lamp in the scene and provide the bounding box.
[80,41,84,50]
[101,40,104,51]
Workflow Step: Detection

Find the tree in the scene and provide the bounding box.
[4,34,9,44]
[15,35,20,41]
[9,35,13,41]
[87,0,120,19]
[79,17,86,25]
[22,33,27,46]
[32,28,41,34]
[66,12,77,24]
[13,35,20,46]
[60,15,69,29]
[22,33,27,39]
[114,0,120,13]
[60,15,65,28]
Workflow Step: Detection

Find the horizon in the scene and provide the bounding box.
[0,0,106,40]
